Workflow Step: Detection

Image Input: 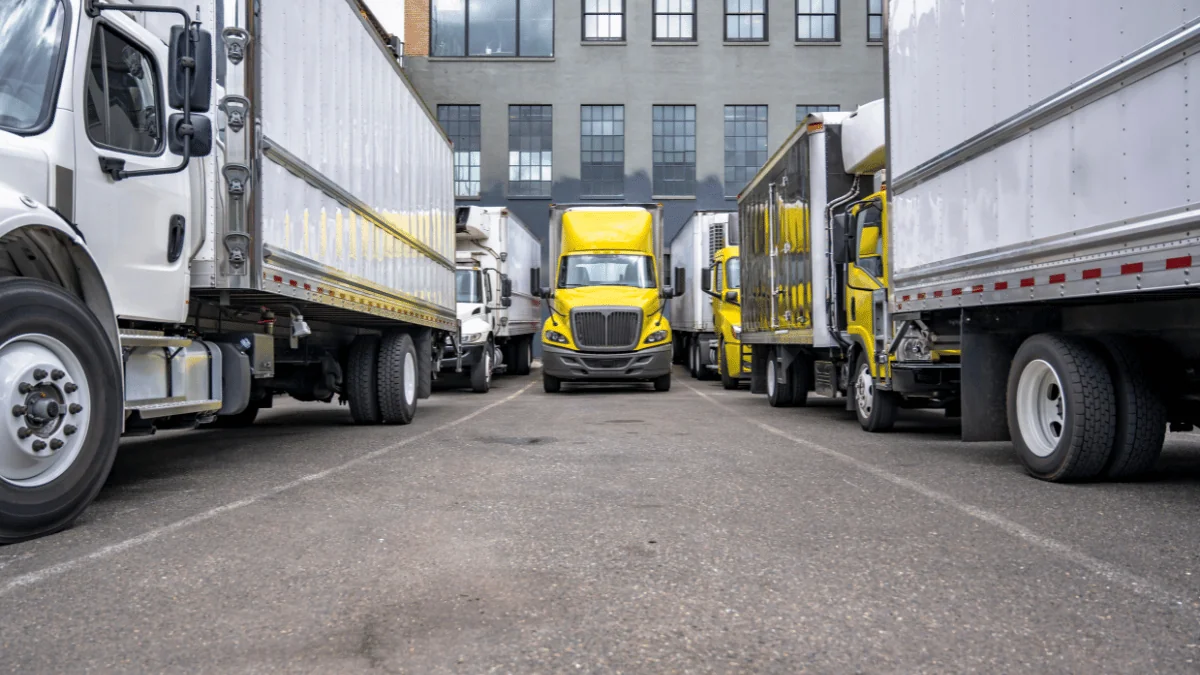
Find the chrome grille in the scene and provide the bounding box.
[572,309,641,350]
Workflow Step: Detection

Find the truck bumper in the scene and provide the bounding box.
[542,344,673,381]
[440,343,484,370]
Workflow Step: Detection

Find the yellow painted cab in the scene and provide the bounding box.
[702,245,751,389]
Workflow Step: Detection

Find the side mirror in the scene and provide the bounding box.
[538,286,553,299]
[501,297,512,308]
[530,268,541,294]
[661,285,675,299]
[501,276,513,299]
[168,113,212,157]
[674,266,686,296]
[724,290,739,304]
[701,267,711,292]
[831,213,850,265]
[169,26,213,112]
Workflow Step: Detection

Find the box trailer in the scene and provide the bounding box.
[667,211,737,380]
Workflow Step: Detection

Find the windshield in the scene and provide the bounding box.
[726,257,740,290]
[456,269,483,303]
[558,254,654,289]
[0,1,68,134]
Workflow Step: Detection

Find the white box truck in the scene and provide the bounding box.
[448,206,542,392]
[877,1,1200,481]
[667,211,737,380]
[0,0,457,540]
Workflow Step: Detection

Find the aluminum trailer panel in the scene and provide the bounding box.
[887,1,1200,314]
[500,210,543,337]
[667,211,736,333]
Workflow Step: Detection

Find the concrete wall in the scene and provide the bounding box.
[404,0,883,257]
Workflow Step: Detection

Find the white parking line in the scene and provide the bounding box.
[0,382,535,597]
[686,384,1187,610]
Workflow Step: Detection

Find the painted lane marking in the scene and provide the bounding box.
[0,382,535,597]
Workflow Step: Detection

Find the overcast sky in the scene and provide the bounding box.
[365,0,404,41]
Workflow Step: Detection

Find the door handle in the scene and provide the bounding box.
[167,215,186,263]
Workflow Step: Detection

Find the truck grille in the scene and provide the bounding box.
[572,309,642,350]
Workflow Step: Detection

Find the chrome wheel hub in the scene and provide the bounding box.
[856,364,874,417]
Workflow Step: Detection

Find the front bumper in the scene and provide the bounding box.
[440,343,484,370]
[542,344,672,381]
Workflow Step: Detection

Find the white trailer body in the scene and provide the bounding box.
[450,206,542,382]
[883,1,1200,480]
[0,0,456,541]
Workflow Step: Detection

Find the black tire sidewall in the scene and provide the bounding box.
[0,279,123,541]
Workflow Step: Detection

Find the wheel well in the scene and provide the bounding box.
[0,226,120,366]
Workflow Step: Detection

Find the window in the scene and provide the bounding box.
[797,104,840,125]
[654,0,696,41]
[437,105,481,198]
[431,0,553,57]
[509,105,552,197]
[797,0,838,41]
[558,254,654,289]
[583,0,624,41]
[867,0,883,42]
[652,105,696,197]
[84,24,162,155]
[725,0,766,41]
[456,269,483,303]
[0,0,68,134]
[726,257,741,289]
[714,262,724,292]
[725,105,767,197]
[580,105,624,198]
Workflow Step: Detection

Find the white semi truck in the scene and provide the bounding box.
[877,2,1200,480]
[448,206,542,393]
[667,211,737,380]
[0,0,457,541]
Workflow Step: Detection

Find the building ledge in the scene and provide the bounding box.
[581,40,628,46]
[652,195,697,201]
[506,195,553,200]
[427,56,556,62]
[653,41,699,47]
[723,41,769,46]
[795,41,842,46]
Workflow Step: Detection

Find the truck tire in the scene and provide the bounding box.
[653,373,672,392]
[378,332,419,424]
[1098,338,1167,479]
[470,340,493,393]
[347,335,382,424]
[854,353,898,432]
[790,355,812,407]
[719,339,739,390]
[766,347,795,407]
[514,337,533,376]
[0,278,123,543]
[688,340,700,379]
[1007,334,1116,481]
[543,373,562,393]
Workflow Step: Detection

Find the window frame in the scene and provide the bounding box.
[867,0,883,43]
[653,0,697,42]
[724,0,768,42]
[651,104,697,198]
[724,105,768,198]
[581,0,626,42]
[83,21,166,157]
[508,104,554,198]
[580,105,625,199]
[430,0,555,58]
[437,105,482,199]
[1,0,72,137]
[795,0,839,42]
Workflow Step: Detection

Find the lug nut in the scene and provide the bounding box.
[63,425,76,436]
[17,427,32,439]
[51,369,65,381]
[31,440,46,452]
[32,369,47,380]
[64,382,78,394]
[18,382,32,394]
[49,438,64,450]
[69,403,83,414]
[11,405,27,417]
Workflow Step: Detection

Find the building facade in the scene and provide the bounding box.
[403,0,884,250]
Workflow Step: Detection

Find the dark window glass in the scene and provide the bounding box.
[84,25,162,155]
[432,0,553,57]
[867,0,883,42]
[580,105,624,198]
[583,0,624,40]
[652,105,696,197]
[725,0,766,41]
[509,105,552,197]
[456,269,483,303]
[654,0,696,41]
[724,105,768,197]
[0,0,68,134]
[437,105,482,198]
[796,0,838,41]
[559,254,654,289]
[796,104,840,125]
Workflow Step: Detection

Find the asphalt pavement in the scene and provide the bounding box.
[4,365,1200,673]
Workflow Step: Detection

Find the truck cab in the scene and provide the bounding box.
[453,257,503,391]
[703,245,750,389]
[538,205,683,393]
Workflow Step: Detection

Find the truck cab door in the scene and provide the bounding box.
[73,16,191,323]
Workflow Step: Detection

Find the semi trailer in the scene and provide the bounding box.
[0,0,456,541]
[536,204,684,392]
[449,206,542,393]
[666,210,742,383]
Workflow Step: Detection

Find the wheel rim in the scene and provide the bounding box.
[1016,359,1065,458]
[1,334,92,487]
[855,363,874,418]
[485,346,493,383]
[767,357,776,398]
[403,351,416,404]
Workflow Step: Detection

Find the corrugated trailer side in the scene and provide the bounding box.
[502,211,543,337]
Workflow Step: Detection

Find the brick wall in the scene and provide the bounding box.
[405,0,430,56]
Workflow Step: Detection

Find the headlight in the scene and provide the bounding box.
[897,333,933,362]
[732,324,742,337]
[545,330,570,344]
[644,330,668,345]
[462,331,488,344]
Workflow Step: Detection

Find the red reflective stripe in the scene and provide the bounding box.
[273,275,283,283]
[1020,278,1035,288]
[994,281,1008,291]
[1049,273,1066,284]
[951,288,963,296]
[1167,255,1193,270]
[933,290,944,298]
[303,283,312,290]
[1121,262,1143,275]
[289,279,298,287]
[917,293,926,300]
[1082,268,1101,280]
[902,295,911,302]
[972,285,984,293]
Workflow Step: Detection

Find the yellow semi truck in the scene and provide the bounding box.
[702,245,751,389]
[535,204,684,393]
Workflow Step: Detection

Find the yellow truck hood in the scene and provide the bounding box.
[552,287,665,317]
